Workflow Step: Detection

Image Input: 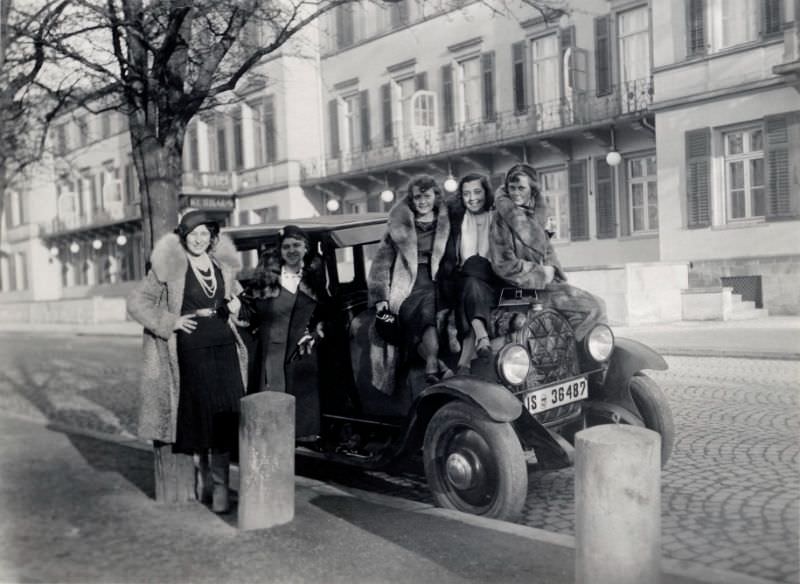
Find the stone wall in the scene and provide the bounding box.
[0,296,128,324]
[688,255,800,315]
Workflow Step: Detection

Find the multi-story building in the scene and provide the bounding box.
[1,0,797,323]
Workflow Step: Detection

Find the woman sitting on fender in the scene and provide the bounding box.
[239,225,328,442]
[439,173,501,374]
[368,175,451,389]
[490,163,606,341]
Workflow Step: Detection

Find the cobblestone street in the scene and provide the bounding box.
[0,333,797,583]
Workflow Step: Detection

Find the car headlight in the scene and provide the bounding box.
[585,324,614,362]
[496,344,531,386]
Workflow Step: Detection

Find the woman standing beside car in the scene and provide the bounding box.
[238,224,328,441]
[368,175,451,388]
[127,209,248,514]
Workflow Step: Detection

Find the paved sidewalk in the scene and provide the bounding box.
[0,413,781,584]
[0,316,797,359]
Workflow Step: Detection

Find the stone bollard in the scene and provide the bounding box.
[238,392,295,531]
[575,425,661,584]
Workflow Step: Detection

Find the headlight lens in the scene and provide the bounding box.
[586,324,614,362]
[496,344,531,386]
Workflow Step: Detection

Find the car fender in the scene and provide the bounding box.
[598,337,668,406]
[398,377,523,455]
[418,376,523,422]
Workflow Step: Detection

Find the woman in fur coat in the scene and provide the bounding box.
[439,172,502,373]
[238,225,328,440]
[368,175,451,386]
[490,163,607,340]
[127,209,247,514]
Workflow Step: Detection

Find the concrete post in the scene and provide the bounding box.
[238,392,295,531]
[153,442,195,504]
[575,425,661,584]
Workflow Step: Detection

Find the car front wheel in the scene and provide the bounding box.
[422,401,527,521]
[629,373,675,466]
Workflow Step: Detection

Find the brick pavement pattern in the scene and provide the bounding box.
[0,334,797,583]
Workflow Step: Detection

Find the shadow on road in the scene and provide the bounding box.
[59,430,155,499]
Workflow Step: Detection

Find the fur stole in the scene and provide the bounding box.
[386,193,450,283]
[493,188,553,265]
[248,252,326,301]
[149,232,242,284]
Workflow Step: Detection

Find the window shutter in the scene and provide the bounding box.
[765,114,797,218]
[761,0,782,36]
[359,89,371,151]
[686,0,707,56]
[618,160,631,236]
[414,72,428,91]
[512,41,528,114]
[481,51,496,121]
[381,83,393,146]
[594,16,612,97]
[685,128,711,228]
[441,63,454,132]
[560,25,575,51]
[328,99,340,157]
[595,158,617,239]
[568,160,589,240]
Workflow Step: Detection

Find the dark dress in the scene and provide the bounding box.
[440,210,499,337]
[399,219,438,349]
[242,283,322,438]
[174,263,244,454]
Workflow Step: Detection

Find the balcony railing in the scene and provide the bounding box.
[43,202,141,236]
[181,171,233,193]
[236,160,303,193]
[301,78,653,182]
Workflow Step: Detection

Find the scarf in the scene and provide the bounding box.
[460,210,490,264]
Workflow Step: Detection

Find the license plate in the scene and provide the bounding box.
[522,377,588,415]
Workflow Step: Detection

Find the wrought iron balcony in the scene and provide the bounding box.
[236,160,304,193]
[180,171,233,194]
[43,202,142,236]
[301,78,653,182]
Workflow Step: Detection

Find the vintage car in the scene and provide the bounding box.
[225,213,675,521]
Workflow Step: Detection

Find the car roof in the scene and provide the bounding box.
[223,212,389,250]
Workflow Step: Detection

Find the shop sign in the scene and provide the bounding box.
[184,195,235,210]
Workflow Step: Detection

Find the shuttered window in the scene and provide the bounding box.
[359,90,371,151]
[595,158,617,238]
[594,16,612,97]
[441,64,454,132]
[568,160,589,240]
[618,160,631,236]
[685,128,711,228]
[328,99,340,157]
[481,52,496,121]
[381,83,392,146]
[765,115,796,218]
[761,0,783,36]
[512,42,528,114]
[686,0,706,56]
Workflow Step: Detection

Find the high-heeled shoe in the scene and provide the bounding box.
[475,336,491,358]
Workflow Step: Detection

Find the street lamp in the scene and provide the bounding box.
[606,126,622,167]
[116,233,128,246]
[92,238,103,250]
[326,198,340,213]
[380,189,395,204]
[69,241,80,254]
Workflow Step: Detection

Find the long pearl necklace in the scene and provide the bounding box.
[188,253,217,298]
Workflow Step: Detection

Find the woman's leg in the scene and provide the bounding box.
[194,451,212,504]
[418,325,440,376]
[456,331,475,372]
[209,450,231,513]
[471,317,491,357]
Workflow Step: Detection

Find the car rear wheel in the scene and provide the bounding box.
[422,401,527,521]
[629,373,675,466]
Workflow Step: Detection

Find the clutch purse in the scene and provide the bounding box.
[374,309,401,345]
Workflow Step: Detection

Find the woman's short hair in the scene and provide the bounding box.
[457,173,494,212]
[504,163,539,192]
[405,174,443,215]
[175,208,220,252]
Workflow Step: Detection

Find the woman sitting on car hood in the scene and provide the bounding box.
[490,163,606,340]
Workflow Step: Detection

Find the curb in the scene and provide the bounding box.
[652,347,800,361]
[0,412,783,584]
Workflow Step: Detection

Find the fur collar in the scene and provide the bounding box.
[387,194,450,278]
[249,253,325,301]
[493,187,549,228]
[149,232,242,283]
[493,188,552,264]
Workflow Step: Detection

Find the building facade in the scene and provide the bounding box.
[0,0,797,322]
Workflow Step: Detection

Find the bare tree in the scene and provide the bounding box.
[0,0,70,243]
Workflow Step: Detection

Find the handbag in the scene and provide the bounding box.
[374,308,401,345]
